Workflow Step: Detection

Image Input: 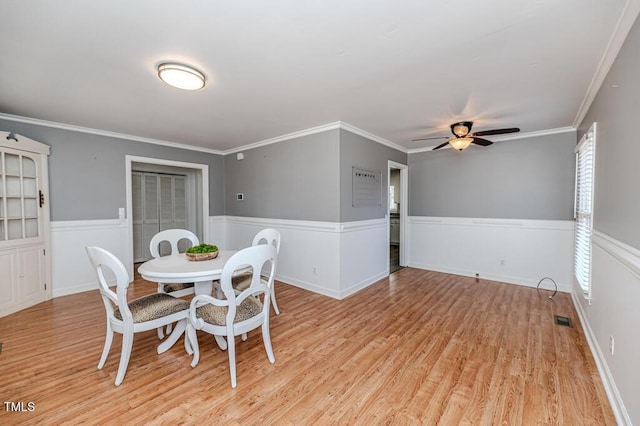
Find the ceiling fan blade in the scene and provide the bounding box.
[412,136,449,142]
[472,127,520,137]
[432,141,451,150]
[471,137,493,146]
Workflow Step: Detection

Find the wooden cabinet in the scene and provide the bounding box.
[0,132,50,317]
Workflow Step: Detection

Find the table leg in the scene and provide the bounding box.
[157,320,187,354]
[194,280,213,296]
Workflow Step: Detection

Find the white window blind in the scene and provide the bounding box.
[574,123,596,295]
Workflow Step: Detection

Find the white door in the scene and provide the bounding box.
[0,133,51,317]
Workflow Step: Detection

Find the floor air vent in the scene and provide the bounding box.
[554,315,573,328]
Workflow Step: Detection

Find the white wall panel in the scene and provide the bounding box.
[573,231,640,425]
[339,219,388,298]
[223,216,343,298]
[408,216,574,292]
[50,220,128,297]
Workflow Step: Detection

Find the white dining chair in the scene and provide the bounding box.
[86,246,190,386]
[150,229,199,338]
[186,244,278,388]
[232,228,281,314]
[150,229,199,298]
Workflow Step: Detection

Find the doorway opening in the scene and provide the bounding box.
[388,161,408,274]
[125,156,209,276]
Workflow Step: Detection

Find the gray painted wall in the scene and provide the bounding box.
[224,129,341,222]
[0,118,224,220]
[408,131,576,220]
[339,129,407,222]
[579,14,640,249]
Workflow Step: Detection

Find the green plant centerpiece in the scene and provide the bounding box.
[186,243,219,261]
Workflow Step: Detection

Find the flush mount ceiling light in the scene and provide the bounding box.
[157,63,205,90]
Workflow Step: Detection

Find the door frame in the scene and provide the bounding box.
[125,155,209,276]
[388,160,408,268]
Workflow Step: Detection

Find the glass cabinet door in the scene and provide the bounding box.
[0,150,41,243]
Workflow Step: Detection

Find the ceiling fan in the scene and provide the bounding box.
[412,121,520,151]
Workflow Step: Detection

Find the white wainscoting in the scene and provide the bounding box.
[572,231,640,425]
[50,219,128,297]
[208,215,227,250]
[222,216,388,299]
[408,216,575,292]
[49,216,388,300]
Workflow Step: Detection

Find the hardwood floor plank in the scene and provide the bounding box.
[0,268,616,425]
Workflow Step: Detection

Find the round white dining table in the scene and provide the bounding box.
[137,249,237,296]
[137,249,238,351]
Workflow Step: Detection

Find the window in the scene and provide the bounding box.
[574,123,596,296]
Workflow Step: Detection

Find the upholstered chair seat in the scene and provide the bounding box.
[195,296,263,326]
[114,293,190,323]
[164,283,195,294]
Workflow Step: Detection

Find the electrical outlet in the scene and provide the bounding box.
[313,267,317,275]
[500,259,505,266]
[475,273,479,281]
[609,335,615,355]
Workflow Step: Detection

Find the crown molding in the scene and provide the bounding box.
[223,121,407,155]
[0,113,225,155]
[407,126,576,154]
[573,0,640,128]
[338,122,408,153]
[222,121,342,154]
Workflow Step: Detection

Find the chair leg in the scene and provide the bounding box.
[227,334,237,388]
[157,327,165,340]
[187,324,200,368]
[98,324,114,369]
[270,285,280,315]
[185,330,193,355]
[262,322,275,364]
[214,335,228,350]
[166,322,173,335]
[241,332,248,341]
[115,329,134,386]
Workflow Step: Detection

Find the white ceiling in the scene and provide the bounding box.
[1,0,638,153]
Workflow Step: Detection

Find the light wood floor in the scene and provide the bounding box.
[0,268,614,425]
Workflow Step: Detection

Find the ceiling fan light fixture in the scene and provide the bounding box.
[157,63,205,90]
[451,121,473,137]
[449,137,473,151]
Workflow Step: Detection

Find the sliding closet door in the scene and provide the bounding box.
[132,172,188,262]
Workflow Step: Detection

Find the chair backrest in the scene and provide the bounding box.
[219,244,277,323]
[86,246,131,320]
[252,228,280,254]
[149,229,199,258]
